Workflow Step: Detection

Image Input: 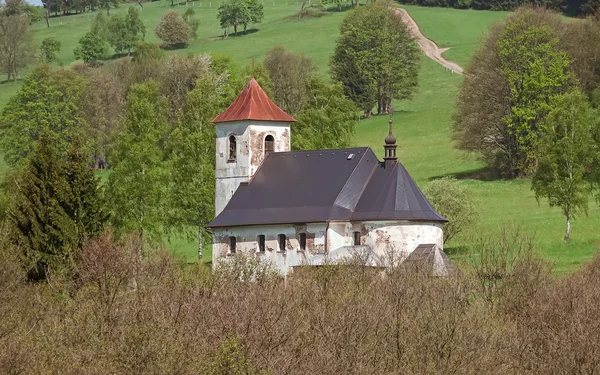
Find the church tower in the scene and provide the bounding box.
[212,78,295,216]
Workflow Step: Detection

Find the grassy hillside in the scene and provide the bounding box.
[0,3,598,272]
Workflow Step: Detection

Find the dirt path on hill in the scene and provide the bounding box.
[394,8,464,75]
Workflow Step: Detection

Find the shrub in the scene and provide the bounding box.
[423,176,477,243]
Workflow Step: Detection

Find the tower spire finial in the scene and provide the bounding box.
[384,108,397,165]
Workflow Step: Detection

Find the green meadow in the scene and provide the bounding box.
[0,2,598,272]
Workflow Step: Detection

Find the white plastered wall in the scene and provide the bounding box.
[214,120,291,216]
[212,223,326,276]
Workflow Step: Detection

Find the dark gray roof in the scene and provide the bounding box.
[401,244,457,277]
[208,147,446,228]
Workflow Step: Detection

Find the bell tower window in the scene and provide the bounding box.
[228,135,237,161]
[264,135,274,155]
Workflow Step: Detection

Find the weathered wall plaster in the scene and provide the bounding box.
[214,120,291,215]
[213,221,443,275]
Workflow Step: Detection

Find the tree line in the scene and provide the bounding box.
[396,0,600,16]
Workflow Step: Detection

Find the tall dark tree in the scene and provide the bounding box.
[8,130,106,277]
[331,3,419,115]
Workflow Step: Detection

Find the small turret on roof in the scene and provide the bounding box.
[212,78,296,124]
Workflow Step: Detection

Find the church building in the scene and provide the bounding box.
[208,78,453,275]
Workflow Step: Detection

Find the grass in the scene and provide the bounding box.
[0,2,598,272]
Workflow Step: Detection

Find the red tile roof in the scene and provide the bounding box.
[212,78,295,124]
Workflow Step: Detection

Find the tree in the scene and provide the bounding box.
[165,74,220,259]
[182,8,199,39]
[7,130,106,278]
[155,10,191,48]
[331,3,419,115]
[264,46,317,115]
[91,11,109,39]
[292,78,357,151]
[106,7,146,55]
[7,131,78,278]
[39,36,61,64]
[532,91,599,241]
[217,0,262,36]
[74,31,106,63]
[0,66,88,166]
[107,81,170,252]
[322,0,348,10]
[498,16,574,176]
[0,13,35,81]
[423,177,477,243]
[98,0,119,15]
[454,8,578,178]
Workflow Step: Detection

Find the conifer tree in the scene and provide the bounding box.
[8,131,78,277]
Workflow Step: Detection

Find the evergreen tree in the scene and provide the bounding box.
[65,135,108,247]
[8,131,77,277]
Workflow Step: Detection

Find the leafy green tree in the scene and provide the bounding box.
[331,3,419,115]
[39,36,61,64]
[532,91,599,241]
[0,66,88,166]
[91,11,109,39]
[165,75,220,258]
[183,8,199,39]
[155,10,191,47]
[423,177,477,243]
[107,81,170,252]
[74,31,106,63]
[498,16,575,176]
[292,78,357,150]
[454,8,579,178]
[106,7,146,55]
[217,0,262,35]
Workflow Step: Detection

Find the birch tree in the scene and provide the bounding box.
[532,91,599,241]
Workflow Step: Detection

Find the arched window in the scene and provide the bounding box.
[264,135,274,155]
[228,135,237,161]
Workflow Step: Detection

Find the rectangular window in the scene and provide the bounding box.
[278,234,286,252]
[299,233,307,251]
[353,231,361,246]
[229,236,236,253]
[258,235,265,252]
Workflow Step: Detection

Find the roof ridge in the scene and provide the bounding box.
[332,148,378,213]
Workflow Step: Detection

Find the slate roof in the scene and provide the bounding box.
[211,78,296,123]
[209,147,447,228]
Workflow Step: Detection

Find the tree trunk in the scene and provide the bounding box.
[234,23,237,35]
[138,0,144,10]
[44,9,50,27]
[198,227,204,260]
[106,4,110,15]
[564,210,571,241]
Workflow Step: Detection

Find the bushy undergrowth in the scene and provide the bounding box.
[1,228,600,374]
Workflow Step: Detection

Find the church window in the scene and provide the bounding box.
[264,135,274,155]
[229,236,236,253]
[228,135,237,161]
[299,233,307,251]
[278,234,286,252]
[258,235,265,252]
[353,231,361,246]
